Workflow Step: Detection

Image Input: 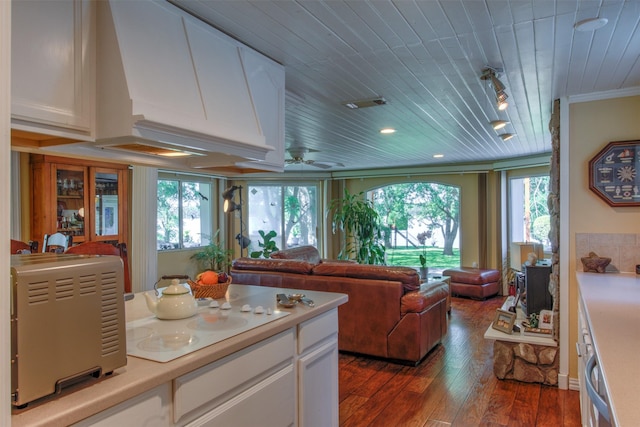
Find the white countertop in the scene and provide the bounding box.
[577,271,640,427]
[11,284,348,427]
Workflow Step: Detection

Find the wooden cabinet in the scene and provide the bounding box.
[31,155,128,247]
[11,0,95,139]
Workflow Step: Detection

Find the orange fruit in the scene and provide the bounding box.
[198,270,219,285]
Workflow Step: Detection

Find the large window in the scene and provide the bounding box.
[247,184,318,251]
[509,175,550,250]
[369,182,461,273]
[157,178,212,250]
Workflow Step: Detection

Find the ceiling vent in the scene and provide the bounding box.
[342,97,387,109]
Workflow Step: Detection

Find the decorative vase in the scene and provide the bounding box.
[419,266,429,280]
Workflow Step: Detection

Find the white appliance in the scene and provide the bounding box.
[127,301,290,363]
[577,304,611,427]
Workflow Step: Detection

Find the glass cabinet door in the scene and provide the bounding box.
[91,168,121,240]
[54,164,88,241]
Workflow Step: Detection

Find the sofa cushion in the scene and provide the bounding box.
[270,245,321,264]
[312,262,420,292]
[232,257,314,274]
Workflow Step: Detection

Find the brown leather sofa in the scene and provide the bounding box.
[231,246,449,365]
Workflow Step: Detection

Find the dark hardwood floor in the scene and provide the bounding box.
[338,296,581,427]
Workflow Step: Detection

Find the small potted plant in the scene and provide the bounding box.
[417,230,432,279]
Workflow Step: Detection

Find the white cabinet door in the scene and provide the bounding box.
[298,337,339,427]
[297,309,339,427]
[12,0,94,137]
[71,383,172,427]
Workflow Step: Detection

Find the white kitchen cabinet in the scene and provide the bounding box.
[11,0,95,139]
[297,309,340,427]
[71,383,172,427]
[173,330,295,425]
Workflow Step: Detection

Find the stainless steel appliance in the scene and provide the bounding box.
[10,253,127,407]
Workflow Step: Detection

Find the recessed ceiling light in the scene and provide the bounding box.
[380,128,396,134]
[490,120,509,130]
[500,133,516,141]
[575,17,608,32]
[433,154,444,158]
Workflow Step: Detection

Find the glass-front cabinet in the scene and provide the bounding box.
[31,155,128,247]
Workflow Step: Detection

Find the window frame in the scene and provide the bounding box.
[246,181,321,252]
[156,173,216,251]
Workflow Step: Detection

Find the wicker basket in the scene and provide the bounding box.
[188,276,232,299]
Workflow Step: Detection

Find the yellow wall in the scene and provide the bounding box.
[567,94,640,378]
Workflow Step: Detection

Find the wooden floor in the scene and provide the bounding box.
[338,296,581,427]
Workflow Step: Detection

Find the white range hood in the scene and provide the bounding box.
[94,0,280,169]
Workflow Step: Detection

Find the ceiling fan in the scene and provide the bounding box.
[285,146,344,169]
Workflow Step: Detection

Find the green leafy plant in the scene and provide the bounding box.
[250,230,280,258]
[190,230,233,272]
[417,230,432,267]
[328,188,386,265]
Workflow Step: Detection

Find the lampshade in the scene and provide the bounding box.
[496,91,509,110]
[224,199,241,213]
[222,185,239,200]
[236,234,251,249]
[490,120,509,130]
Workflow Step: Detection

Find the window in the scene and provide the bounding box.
[247,184,318,251]
[369,182,461,273]
[157,178,212,250]
[509,175,550,250]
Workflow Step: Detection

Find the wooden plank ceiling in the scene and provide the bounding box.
[172,0,640,172]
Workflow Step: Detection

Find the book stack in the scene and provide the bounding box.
[523,326,552,337]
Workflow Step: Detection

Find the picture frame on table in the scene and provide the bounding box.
[539,309,554,330]
[492,309,517,334]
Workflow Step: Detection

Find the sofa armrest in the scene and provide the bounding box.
[401,281,449,314]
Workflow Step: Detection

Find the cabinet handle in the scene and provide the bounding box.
[585,354,611,423]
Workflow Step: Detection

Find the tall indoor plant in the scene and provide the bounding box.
[328,188,385,265]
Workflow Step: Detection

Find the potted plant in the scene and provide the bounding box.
[417,230,432,279]
[250,230,280,258]
[328,188,385,265]
[190,230,233,274]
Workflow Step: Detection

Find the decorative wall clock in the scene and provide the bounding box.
[589,140,640,207]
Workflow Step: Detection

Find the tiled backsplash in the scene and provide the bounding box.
[575,233,640,273]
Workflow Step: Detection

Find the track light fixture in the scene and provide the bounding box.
[481,67,509,111]
[490,120,509,130]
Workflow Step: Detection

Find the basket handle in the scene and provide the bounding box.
[161,275,190,280]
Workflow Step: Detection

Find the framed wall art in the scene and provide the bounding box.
[589,140,640,207]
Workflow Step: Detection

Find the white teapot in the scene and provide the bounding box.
[144,279,198,320]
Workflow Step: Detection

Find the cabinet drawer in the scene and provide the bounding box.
[183,366,295,427]
[298,308,338,355]
[174,329,294,424]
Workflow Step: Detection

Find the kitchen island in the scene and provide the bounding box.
[577,272,640,427]
[12,284,348,426]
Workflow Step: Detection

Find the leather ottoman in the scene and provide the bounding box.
[442,267,500,299]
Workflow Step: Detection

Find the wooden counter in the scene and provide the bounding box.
[12,284,348,426]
